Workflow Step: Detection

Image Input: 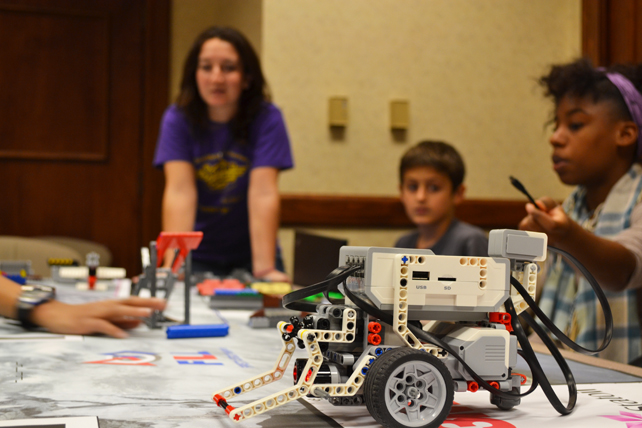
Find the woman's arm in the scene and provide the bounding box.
[519,197,636,291]
[161,161,198,266]
[248,166,289,282]
[0,276,166,338]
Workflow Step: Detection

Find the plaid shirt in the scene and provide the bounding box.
[539,163,642,364]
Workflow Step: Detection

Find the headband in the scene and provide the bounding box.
[604,72,642,157]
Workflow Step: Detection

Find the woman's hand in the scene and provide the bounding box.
[256,269,291,283]
[30,297,167,338]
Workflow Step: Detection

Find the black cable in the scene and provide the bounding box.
[505,297,576,414]
[511,246,613,354]
[282,266,360,312]
[510,176,538,206]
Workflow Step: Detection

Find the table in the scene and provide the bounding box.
[1,282,642,427]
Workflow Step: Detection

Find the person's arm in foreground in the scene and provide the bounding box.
[519,197,636,291]
[0,276,166,338]
[248,166,289,282]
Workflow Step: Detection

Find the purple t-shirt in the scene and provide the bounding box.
[153,103,294,265]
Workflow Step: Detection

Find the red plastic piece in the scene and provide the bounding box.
[467,381,479,392]
[88,275,97,290]
[489,312,513,332]
[368,333,382,345]
[213,394,225,406]
[368,321,382,333]
[285,324,294,333]
[197,278,245,296]
[514,372,528,385]
[489,381,499,390]
[155,231,203,273]
[305,368,314,382]
[196,280,215,296]
[214,394,240,420]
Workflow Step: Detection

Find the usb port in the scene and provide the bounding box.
[412,271,430,280]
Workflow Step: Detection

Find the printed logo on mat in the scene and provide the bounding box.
[442,402,516,428]
[83,350,225,366]
[602,411,642,426]
[172,351,222,365]
[220,347,251,368]
[580,388,642,412]
[84,351,160,366]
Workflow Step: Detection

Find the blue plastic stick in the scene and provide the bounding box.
[166,324,229,339]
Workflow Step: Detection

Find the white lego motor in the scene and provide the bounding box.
[339,230,547,321]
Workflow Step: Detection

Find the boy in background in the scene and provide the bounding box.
[395,140,488,256]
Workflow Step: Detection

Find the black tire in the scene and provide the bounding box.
[490,386,521,411]
[364,348,454,428]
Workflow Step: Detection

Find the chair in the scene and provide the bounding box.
[0,236,83,277]
[36,236,112,267]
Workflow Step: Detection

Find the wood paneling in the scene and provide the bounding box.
[0,0,169,276]
[0,5,109,161]
[583,0,642,66]
[281,195,528,230]
[582,0,608,66]
[140,2,170,252]
[608,0,638,64]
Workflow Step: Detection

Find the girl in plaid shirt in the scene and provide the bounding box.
[520,58,642,365]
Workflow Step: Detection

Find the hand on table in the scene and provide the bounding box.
[257,269,291,283]
[30,297,167,339]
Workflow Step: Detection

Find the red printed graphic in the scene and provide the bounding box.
[602,411,642,427]
[441,403,517,428]
[173,351,222,365]
[84,351,159,366]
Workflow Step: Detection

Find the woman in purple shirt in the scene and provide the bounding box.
[154,27,293,281]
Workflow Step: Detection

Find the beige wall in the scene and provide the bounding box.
[263,0,580,200]
[171,0,582,277]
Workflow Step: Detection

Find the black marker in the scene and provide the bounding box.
[509,176,538,207]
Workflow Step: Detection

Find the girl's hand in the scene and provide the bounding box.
[518,196,574,247]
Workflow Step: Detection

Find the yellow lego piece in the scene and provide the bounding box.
[250,282,292,295]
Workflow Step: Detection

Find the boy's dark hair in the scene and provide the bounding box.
[399,140,465,190]
[176,26,270,143]
[540,57,642,123]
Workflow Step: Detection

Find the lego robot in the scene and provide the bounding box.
[212,229,604,428]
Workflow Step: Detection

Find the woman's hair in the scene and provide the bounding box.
[176,26,270,142]
[539,57,642,122]
[399,140,466,191]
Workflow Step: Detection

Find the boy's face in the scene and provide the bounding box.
[399,166,463,228]
[550,96,632,187]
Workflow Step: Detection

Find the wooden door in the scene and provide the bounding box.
[583,0,642,65]
[0,0,168,275]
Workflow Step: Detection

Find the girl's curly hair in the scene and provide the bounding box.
[540,58,642,122]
